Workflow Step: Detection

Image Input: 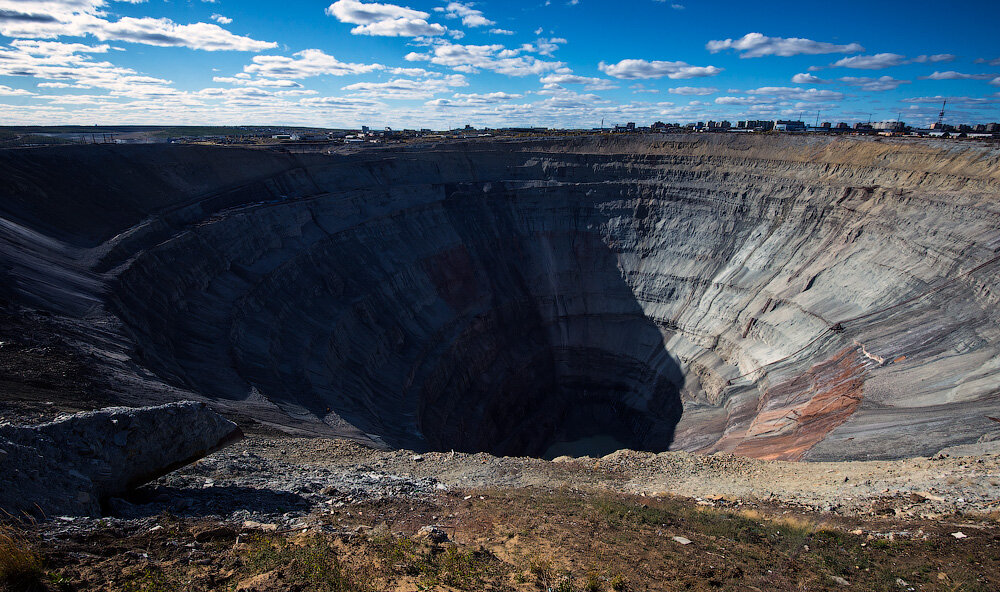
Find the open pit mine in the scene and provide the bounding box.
[2,134,999,464]
[4,134,1000,591]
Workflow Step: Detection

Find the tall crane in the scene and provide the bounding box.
[937,99,947,127]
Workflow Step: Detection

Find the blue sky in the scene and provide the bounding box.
[1,0,998,128]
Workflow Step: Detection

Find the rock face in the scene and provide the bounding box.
[0,402,243,517]
[1,135,998,461]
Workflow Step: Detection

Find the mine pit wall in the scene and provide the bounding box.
[1,135,999,460]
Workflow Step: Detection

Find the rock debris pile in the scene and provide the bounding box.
[0,402,242,517]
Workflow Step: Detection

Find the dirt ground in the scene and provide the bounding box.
[6,487,1000,592]
[2,431,999,592]
[228,434,1000,519]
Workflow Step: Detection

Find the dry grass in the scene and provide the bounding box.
[733,508,821,534]
[0,525,43,592]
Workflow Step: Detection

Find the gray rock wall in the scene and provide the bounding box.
[0,402,242,517]
[1,135,998,460]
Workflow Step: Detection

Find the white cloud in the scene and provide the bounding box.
[0,39,173,92]
[715,86,844,105]
[387,66,433,76]
[427,91,522,106]
[0,0,276,51]
[453,91,521,101]
[975,57,1000,66]
[489,28,514,35]
[94,18,276,51]
[299,96,383,109]
[667,86,718,95]
[598,59,722,79]
[540,72,617,90]
[743,86,844,101]
[436,2,494,27]
[919,71,993,80]
[326,0,428,24]
[791,72,825,84]
[706,33,863,58]
[405,41,563,76]
[342,74,467,99]
[992,77,1000,86]
[8,39,109,56]
[350,17,446,36]
[629,83,658,93]
[244,49,383,78]
[830,53,906,69]
[529,37,567,57]
[210,14,233,25]
[911,54,955,63]
[0,84,34,96]
[837,76,909,91]
[326,0,446,36]
[213,76,302,87]
[900,95,996,106]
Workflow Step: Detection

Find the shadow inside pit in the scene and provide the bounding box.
[109,176,686,459]
[407,183,686,457]
[107,485,311,519]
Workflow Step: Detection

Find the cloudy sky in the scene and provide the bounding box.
[1,0,998,129]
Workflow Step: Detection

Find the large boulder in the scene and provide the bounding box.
[0,401,243,517]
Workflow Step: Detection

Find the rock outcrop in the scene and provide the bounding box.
[0,135,998,461]
[0,402,243,517]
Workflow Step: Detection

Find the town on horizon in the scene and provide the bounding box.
[3,110,999,149]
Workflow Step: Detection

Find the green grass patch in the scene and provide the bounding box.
[240,533,363,592]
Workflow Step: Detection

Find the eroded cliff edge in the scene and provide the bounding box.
[1,134,998,461]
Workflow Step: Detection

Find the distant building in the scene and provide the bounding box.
[773,120,806,132]
[835,122,850,129]
[873,120,905,131]
[821,122,832,129]
[736,120,774,131]
[987,123,1000,132]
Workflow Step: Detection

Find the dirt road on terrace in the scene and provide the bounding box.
[162,435,1000,522]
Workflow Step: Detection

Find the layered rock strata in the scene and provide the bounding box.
[0,135,998,460]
